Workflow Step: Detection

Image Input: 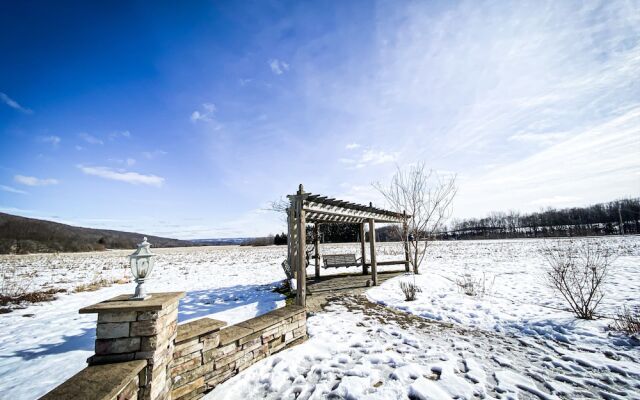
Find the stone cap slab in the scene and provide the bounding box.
[219,325,254,346]
[218,305,306,345]
[80,292,185,314]
[237,313,284,333]
[265,305,306,319]
[237,305,306,333]
[40,360,146,400]
[176,317,227,344]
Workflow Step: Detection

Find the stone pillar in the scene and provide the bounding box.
[80,292,185,400]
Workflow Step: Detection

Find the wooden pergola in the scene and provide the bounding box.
[287,184,410,307]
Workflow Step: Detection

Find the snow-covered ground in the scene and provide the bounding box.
[210,295,640,399]
[0,246,289,399]
[0,237,638,399]
[367,237,640,345]
[207,236,640,400]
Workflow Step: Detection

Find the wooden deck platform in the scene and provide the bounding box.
[305,270,406,311]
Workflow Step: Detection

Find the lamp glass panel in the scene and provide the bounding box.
[138,258,149,278]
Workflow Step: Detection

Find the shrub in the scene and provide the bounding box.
[0,265,33,303]
[0,265,65,309]
[400,279,422,301]
[455,271,494,297]
[543,241,612,320]
[610,305,640,336]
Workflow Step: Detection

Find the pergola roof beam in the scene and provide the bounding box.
[305,207,402,224]
[303,201,404,224]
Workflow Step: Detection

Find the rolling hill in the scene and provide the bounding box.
[0,212,196,254]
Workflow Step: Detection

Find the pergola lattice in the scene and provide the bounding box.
[286,184,410,306]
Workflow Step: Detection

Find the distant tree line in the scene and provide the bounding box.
[241,235,275,246]
[265,224,401,245]
[254,225,364,246]
[265,198,639,244]
[273,233,287,245]
[444,198,639,240]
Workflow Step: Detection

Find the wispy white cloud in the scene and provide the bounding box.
[39,135,61,147]
[0,92,33,114]
[456,106,640,216]
[14,175,59,186]
[268,59,289,75]
[508,131,570,145]
[340,148,398,169]
[109,158,136,166]
[78,132,103,145]
[359,149,397,165]
[279,0,640,220]
[142,150,167,160]
[108,130,131,140]
[190,103,221,128]
[77,165,164,187]
[345,143,360,150]
[336,183,385,207]
[190,111,208,122]
[0,185,27,195]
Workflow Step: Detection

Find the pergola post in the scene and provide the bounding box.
[295,185,307,307]
[368,218,377,286]
[287,206,296,279]
[403,210,410,272]
[359,223,368,275]
[313,223,320,278]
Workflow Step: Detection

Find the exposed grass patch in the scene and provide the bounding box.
[73,275,130,293]
[74,279,112,293]
[455,271,494,297]
[273,280,296,306]
[609,305,640,336]
[0,288,67,311]
[0,265,67,311]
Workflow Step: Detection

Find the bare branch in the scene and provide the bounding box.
[373,162,457,274]
[265,197,291,225]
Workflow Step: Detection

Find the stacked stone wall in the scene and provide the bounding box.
[39,294,307,400]
[170,305,307,400]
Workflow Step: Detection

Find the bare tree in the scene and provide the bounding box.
[266,197,290,222]
[543,241,612,320]
[374,163,457,274]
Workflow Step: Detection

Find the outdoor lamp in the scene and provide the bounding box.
[128,237,156,300]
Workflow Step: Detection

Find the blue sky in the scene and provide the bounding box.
[1,0,639,239]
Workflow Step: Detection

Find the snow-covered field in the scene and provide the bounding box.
[206,236,640,400]
[0,237,638,399]
[211,295,640,400]
[0,246,289,399]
